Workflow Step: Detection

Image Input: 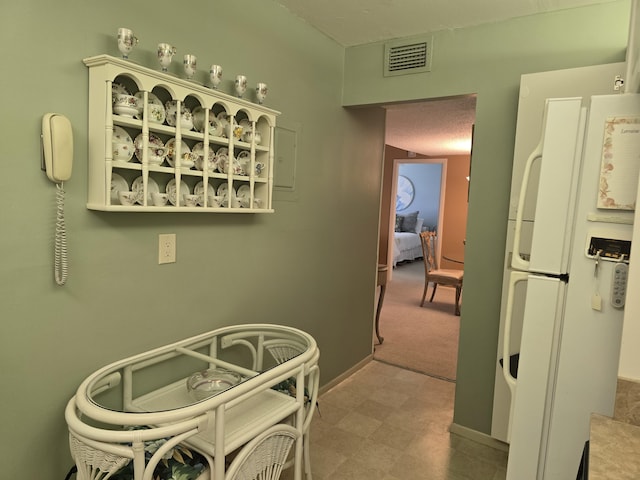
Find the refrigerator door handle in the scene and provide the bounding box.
[502,270,529,393]
[512,143,541,271]
[502,270,529,441]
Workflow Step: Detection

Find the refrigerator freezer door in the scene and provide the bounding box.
[506,275,566,480]
[508,63,625,222]
[519,98,585,275]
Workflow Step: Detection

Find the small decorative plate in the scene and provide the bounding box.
[166,178,190,206]
[112,126,134,162]
[217,155,243,175]
[192,142,217,172]
[112,83,130,96]
[113,125,133,145]
[165,100,194,130]
[193,107,224,136]
[236,185,250,199]
[217,183,233,204]
[165,138,193,168]
[134,133,166,165]
[131,176,160,205]
[110,173,129,204]
[194,181,215,198]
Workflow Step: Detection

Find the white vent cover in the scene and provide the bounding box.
[384,36,432,77]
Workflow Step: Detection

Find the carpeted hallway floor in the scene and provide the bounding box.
[373,260,461,381]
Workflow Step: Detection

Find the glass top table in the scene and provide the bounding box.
[66,324,319,480]
[74,323,317,423]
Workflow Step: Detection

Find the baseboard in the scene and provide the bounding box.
[318,354,374,396]
[449,422,509,452]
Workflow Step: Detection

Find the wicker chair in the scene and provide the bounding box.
[225,424,299,480]
[419,231,464,315]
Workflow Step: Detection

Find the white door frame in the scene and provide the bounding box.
[387,157,448,278]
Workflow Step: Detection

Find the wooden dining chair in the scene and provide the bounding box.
[419,231,463,316]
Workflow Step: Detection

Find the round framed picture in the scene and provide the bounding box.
[396,175,415,211]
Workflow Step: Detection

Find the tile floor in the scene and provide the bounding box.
[284,360,507,480]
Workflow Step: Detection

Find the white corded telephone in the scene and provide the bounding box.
[42,113,73,286]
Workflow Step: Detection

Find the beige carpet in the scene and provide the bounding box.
[373,260,460,381]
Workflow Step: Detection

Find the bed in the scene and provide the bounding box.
[393,212,425,266]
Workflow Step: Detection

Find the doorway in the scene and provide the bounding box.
[387,158,447,272]
[374,95,475,380]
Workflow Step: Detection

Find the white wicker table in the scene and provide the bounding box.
[66,324,319,480]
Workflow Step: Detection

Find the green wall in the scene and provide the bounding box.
[0,1,384,478]
[343,1,630,435]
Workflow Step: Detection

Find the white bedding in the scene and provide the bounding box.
[393,231,423,266]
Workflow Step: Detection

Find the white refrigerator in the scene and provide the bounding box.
[504,93,640,479]
[491,62,626,442]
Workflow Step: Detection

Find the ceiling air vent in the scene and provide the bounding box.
[384,36,432,77]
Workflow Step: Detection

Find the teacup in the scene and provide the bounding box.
[157,43,177,72]
[183,54,197,80]
[146,103,166,124]
[235,75,247,98]
[179,151,198,169]
[194,153,216,172]
[207,195,223,207]
[254,161,266,176]
[147,145,168,165]
[255,82,267,104]
[118,190,137,206]
[225,118,243,140]
[236,151,251,176]
[217,155,243,175]
[241,129,262,145]
[151,192,169,206]
[183,194,200,207]
[209,64,222,89]
[117,28,138,59]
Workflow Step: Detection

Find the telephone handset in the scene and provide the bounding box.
[41,113,73,286]
[42,113,73,182]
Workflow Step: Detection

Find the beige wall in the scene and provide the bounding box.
[441,154,470,270]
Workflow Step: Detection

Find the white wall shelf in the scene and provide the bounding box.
[84,55,279,213]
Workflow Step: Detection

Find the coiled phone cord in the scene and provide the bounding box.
[54,182,68,286]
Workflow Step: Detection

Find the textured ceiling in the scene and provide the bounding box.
[271,0,618,156]
[384,96,477,156]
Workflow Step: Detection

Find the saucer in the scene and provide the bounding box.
[194,181,215,199]
[131,176,160,205]
[193,107,224,136]
[166,178,190,206]
[165,100,194,130]
[112,83,130,96]
[111,173,129,204]
[193,142,217,172]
